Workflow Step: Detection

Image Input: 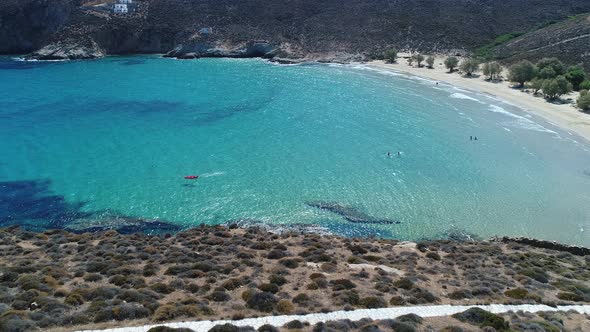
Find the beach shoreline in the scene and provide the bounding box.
[365,58,590,143]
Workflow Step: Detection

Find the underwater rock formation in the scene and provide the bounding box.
[306,201,400,225]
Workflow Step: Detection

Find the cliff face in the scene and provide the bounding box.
[0,0,75,54]
[2,0,590,63]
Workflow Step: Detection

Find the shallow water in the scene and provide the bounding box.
[1,56,589,245]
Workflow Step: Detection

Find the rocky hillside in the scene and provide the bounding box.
[2,0,590,61]
[0,225,589,331]
[493,14,590,71]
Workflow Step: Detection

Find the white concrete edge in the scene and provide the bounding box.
[77,304,590,332]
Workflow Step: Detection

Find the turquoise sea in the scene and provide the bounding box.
[1,56,589,245]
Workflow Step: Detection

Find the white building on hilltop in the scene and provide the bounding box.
[119,0,132,4]
[114,3,128,13]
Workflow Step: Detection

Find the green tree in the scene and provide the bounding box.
[426,56,435,69]
[460,58,480,77]
[542,75,572,100]
[508,60,537,87]
[444,56,459,73]
[527,77,544,95]
[565,65,586,91]
[578,90,590,110]
[384,49,398,63]
[580,80,590,90]
[482,62,503,81]
[536,57,565,78]
[412,54,425,67]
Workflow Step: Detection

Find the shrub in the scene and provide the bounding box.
[565,65,586,90]
[284,320,305,329]
[150,283,174,294]
[537,58,565,78]
[143,263,159,277]
[279,258,299,269]
[384,49,398,63]
[257,325,279,332]
[396,313,423,325]
[482,62,502,80]
[577,90,590,110]
[580,80,590,90]
[389,296,406,305]
[527,77,544,95]
[412,54,425,67]
[382,319,416,332]
[508,60,537,87]
[186,283,200,294]
[426,56,435,69]
[268,274,287,286]
[241,289,257,302]
[221,278,243,291]
[276,300,294,314]
[448,289,472,300]
[460,58,480,76]
[153,305,178,322]
[266,249,286,260]
[148,327,196,332]
[330,279,356,291]
[258,283,279,294]
[556,292,584,301]
[444,57,459,72]
[292,293,311,305]
[452,308,510,331]
[393,277,414,290]
[425,252,441,261]
[83,273,102,282]
[64,293,85,306]
[541,76,572,100]
[359,296,387,308]
[504,288,529,299]
[208,323,241,332]
[207,291,231,302]
[519,267,549,284]
[112,303,150,321]
[246,292,278,312]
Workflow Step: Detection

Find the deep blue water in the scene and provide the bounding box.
[1,56,589,245]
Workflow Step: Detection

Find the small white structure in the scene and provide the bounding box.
[119,0,132,3]
[199,27,213,35]
[114,3,128,13]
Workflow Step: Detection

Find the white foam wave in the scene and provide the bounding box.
[450,93,482,102]
[200,171,225,178]
[487,105,558,134]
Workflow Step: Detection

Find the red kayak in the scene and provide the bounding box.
[184,175,199,179]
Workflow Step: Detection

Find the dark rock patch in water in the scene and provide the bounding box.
[0,179,181,235]
[66,216,182,235]
[113,59,146,66]
[0,179,91,231]
[306,201,400,225]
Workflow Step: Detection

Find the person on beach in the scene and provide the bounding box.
[387,152,391,157]
[474,136,478,141]
[470,136,473,140]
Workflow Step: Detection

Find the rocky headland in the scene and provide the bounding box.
[1,0,590,68]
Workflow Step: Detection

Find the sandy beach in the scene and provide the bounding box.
[367,57,590,142]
